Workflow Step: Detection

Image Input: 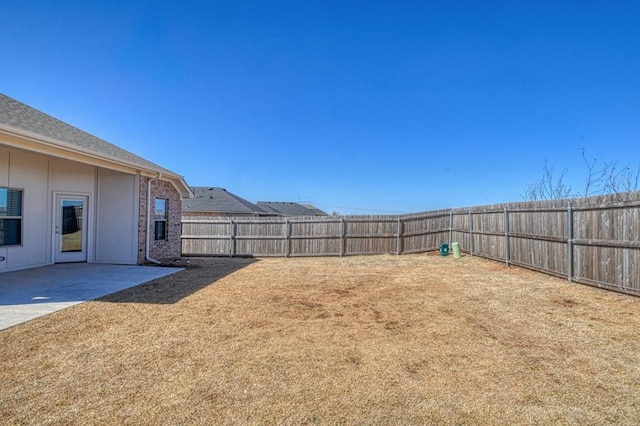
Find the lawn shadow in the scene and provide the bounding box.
[97,257,258,305]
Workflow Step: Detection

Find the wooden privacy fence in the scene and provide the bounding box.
[182,191,640,296]
[182,210,451,258]
[451,194,640,296]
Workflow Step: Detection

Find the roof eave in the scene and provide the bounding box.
[0,124,192,199]
[164,176,193,199]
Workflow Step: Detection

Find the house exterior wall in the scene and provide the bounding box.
[95,168,139,264]
[0,145,146,272]
[0,148,7,270]
[0,149,50,271]
[49,158,96,194]
[138,176,182,263]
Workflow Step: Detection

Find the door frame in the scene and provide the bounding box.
[52,192,91,263]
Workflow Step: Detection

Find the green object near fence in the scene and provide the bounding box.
[440,243,449,256]
[452,242,461,258]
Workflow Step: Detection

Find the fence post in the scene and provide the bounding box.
[504,207,510,267]
[449,210,453,247]
[340,217,345,257]
[468,210,474,256]
[284,218,290,258]
[567,202,573,283]
[396,217,403,255]
[230,219,236,257]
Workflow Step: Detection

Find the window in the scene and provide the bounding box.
[0,187,23,246]
[154,198,167,241]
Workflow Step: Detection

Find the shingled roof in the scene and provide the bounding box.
[183,187,272,215]
[0,93,191,197]
[257,202,328,216]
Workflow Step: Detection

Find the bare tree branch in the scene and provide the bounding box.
[523,149,639,201]
[522,160,572,200]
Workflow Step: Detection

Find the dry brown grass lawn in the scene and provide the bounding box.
[1,253,640,425]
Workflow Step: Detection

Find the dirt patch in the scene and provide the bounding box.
[1,254,640,424]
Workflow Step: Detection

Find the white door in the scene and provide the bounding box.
[54,195,88,263]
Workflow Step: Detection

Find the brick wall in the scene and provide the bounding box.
[138,177,182,263]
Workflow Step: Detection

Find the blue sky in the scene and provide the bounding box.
[2,1,639,214]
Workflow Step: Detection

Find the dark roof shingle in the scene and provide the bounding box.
[0,93,179,177]
[183,187,270,215]
[256,202,328,216]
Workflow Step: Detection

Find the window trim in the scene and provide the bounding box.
[0,187,24,247]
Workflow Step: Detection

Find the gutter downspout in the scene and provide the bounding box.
[145,173,162,264]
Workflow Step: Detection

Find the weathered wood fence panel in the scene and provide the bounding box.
[572,202,640,294]
[344,217,398,255]
[450,212,469,255]
[402,213,449,254]
[235,220,287,256]
[181,219,233,256]
[498,208,568,278]
[182,191,640,297]
[450,209,506,262]
[290,218,342,256]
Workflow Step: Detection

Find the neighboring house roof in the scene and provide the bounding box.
[257,202,328,216]
[0,93,192,198]
[301,204,329,216]
[183,187,272,215]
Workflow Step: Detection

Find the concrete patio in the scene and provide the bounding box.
[0,263,182,331]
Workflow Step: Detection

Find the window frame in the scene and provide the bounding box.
[0,187,24,247]
[153,198,168,241]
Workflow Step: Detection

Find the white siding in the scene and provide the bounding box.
[48,158,96,194]
[0,145,141,272]
[0,149,8,185]
[0,149,9,271]
[95,169,138,264]
[5,150,50,270]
